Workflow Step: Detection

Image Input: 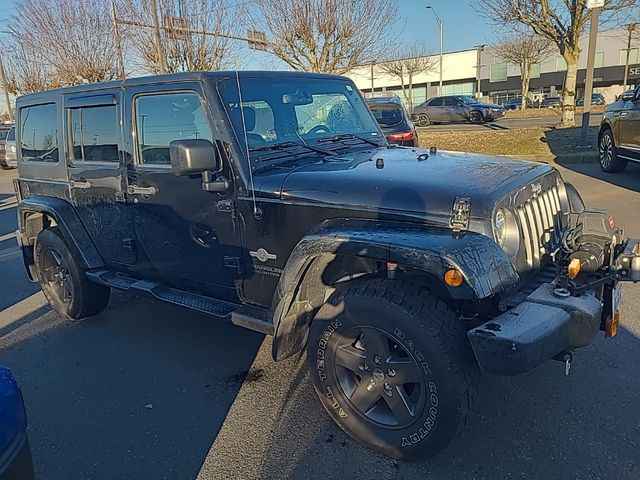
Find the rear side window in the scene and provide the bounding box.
[69,105,119,163]
[20,103,58,162]
[426,98,442,107]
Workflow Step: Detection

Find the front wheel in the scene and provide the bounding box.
[307,279,479,460]
[599,129,627,173]
[34,228,110,319]
[468,110,484,123]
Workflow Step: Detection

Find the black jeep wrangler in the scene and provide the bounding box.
[12,72,639,460]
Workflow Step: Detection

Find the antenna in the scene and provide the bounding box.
[235,71,259,218]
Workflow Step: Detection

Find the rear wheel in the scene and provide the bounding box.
[599,129,627,173]
[416,114,430,127]
[34,228,110,319]
[307,279,479,460]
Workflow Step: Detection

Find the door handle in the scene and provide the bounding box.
[69,179,91,189]
[127,185,158,196]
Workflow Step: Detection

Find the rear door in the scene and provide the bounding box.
[64,91,138,266]
[124,83,243,301]
[425,97,444,121]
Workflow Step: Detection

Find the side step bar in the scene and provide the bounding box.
[86,269,274,335]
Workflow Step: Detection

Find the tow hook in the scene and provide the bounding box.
[553,351,573,376]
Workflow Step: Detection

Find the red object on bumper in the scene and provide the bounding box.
[388,131,414,141]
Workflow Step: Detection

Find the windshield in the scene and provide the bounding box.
[217,76,382,165]
[368,103,403,126]
[7,127,14,141]
[457,96,479,105]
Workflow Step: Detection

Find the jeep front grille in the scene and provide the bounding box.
[516,185,563,270]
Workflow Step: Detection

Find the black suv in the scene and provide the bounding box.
[12,72,639,460]
[366,96,418,146]
[412,95,505,126]
[599,85,640,173]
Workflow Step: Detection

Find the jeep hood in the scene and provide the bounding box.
[259,147,554,221]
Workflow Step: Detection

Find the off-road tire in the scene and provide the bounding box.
[468,110,484,123]
[34,227,110,319]
[599,128,627,173]
[307,279,480,460]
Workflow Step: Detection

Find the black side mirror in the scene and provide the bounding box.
[169,139,219,176]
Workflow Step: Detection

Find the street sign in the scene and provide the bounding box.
[586,0,605,8]
[164,15,189,40]
[247,30,267,51]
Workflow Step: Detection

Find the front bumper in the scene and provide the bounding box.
[467,283,602,375]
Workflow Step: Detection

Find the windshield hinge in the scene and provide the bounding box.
[217,199,236,217]
[450,196,471,232]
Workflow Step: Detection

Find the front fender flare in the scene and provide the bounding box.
[271,219,519,360]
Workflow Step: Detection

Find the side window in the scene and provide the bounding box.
[135,91,213,166]
[69,105,119,163]
[427,98,442,107]
[443,97,459,107]
[20,103,59,162]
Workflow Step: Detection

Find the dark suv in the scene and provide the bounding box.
[13,72,639,460]
[366,96,418,146]
[412,95,505,126]
[599,85,640,173]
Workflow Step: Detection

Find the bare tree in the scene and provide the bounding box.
[254,0,398,74]
[122,0,238,74]
[378,43,437,111]
[2,41,57,95]
[493,32,555,110]
[475,0,637,127]
[8,0,121,87]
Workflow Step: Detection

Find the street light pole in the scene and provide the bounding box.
[426,6,443,95]
[580,5,601,148]
[623,23,637,89]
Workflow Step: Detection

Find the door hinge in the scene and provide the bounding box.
[450,196,471,232]
[217,199,237,218]
[223,256,243,274]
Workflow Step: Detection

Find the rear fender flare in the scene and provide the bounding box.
[17,196,104,276]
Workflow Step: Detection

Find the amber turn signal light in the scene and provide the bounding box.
[567,258,581,279]
[606,310,620,338]
[444,269,464,287]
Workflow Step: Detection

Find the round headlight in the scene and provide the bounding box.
[493,208,520,257]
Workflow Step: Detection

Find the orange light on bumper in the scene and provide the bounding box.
[444,269,464,287]
[568,258,581,279]
[606,310,620,338]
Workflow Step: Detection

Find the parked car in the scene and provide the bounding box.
[598,85,640,173]
[412,95,505,125]
[366,96,418,146]
[0,366,35,479]
[577,93,606,106]
[540,96,562,108]
[1,127,17,169]
[504,97,533,110]
[13,71,639,460]
[0,124,14,169]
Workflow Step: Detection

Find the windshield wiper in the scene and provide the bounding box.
[250,140,334,156]
[316,133,383,147]
[250,141,335,173]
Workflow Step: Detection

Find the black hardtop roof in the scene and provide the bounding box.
[16,70,350,105]
[366,96,403,105]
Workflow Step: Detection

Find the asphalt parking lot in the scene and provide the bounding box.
[419,112,603,132]
[1,162,639,480]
